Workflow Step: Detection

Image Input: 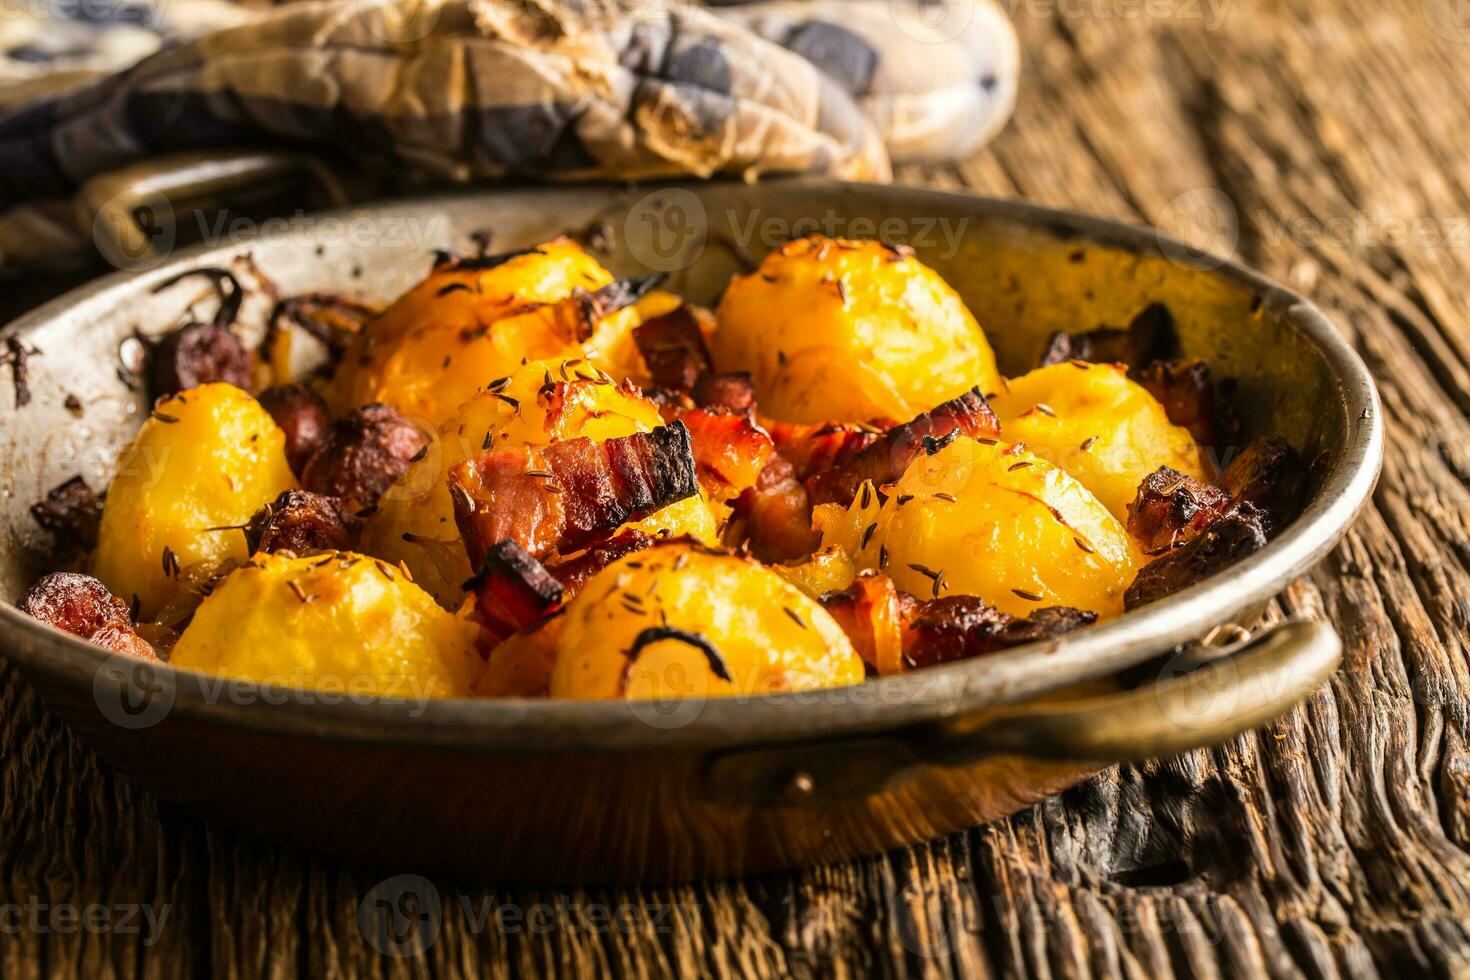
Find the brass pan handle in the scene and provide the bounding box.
[702,619,1341,807]
[76,149,348,269]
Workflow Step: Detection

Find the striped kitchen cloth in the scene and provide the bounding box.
[0,0,1019,272]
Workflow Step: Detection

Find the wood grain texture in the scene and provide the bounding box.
[4,0,1470,975]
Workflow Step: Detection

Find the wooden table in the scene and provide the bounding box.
[5,0,1470,975]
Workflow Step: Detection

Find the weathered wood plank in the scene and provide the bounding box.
[4,0,1470,976]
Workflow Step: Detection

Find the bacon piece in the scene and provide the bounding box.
[1039,302,1179,370]
[805,386,1001,506]
[764,420,881,482]
[19,572,159,661]
[818,572,1096,674]
[1126,467,1232,557]
[471,540,566,645]
[1136,358,1223,449]
[548,531,658,595]
[30,475,102,551]
[692,372,756,413]
[1125,506,1268,610]
[244,489,362,556]
[469,531,658,648]
[669,408,774,504]
[257,384,332,475]
[816,572,909,675]
[1220,436,1307,535]
[302,403,429,512]
[450,422,698,566]
[736,454,821,561]
[633,305,712,391]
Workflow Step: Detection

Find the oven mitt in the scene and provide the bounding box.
[0,0,1019,272]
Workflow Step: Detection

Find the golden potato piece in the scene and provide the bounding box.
[332,238,640,425]
[362,357,719,607]
[92,383,296,621]
[711,237,1000,423]
[549,544,865,700]
[989,362,1208,521]
[819,438,1139,619]
[170,552,481,697]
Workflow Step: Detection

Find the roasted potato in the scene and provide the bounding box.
[989,362,1208,521]
[92,383,297,620]
[170,552,481,697]
[547,543,865,700]
[711,237,1001,423]
[362,357,719,607]
[818,438,1140,618]
[332,238,646,425]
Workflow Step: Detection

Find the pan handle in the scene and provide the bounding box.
[76,149,348,268]
[701,619,1341,807]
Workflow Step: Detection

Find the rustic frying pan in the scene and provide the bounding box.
[0,166,1381,882]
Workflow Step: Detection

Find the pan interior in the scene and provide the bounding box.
[0,180,1349,731]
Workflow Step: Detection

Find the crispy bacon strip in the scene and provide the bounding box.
[20,573,159,661]
[1126,467,1232,557]
[1137,358,1223,450]
[805,387,1001,506]
[668,408,774,504]
[819,572,1096,674]
[633,305,713,391]
[763,420,882,482]
[450,422,698,566]
[471,540,567,645]
[469,531,658,648]
[1039,302,1179,370]
[692,372,757,413]
[736,453,822,561]
[1125,506,1268,610]
[1219,435,1307,535]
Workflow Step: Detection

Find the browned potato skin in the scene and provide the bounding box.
[548,544,865,701]
[170,552,481,697]
[819,438,1140,619]
[989,362,1208,522]
[91,383,297,621]
[712,237,1001,423]
[330,239,643,425]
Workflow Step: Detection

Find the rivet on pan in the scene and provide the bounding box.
[784,771,815,800]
